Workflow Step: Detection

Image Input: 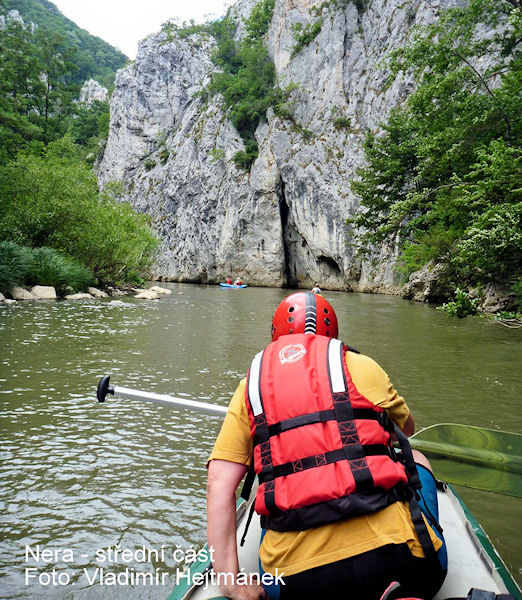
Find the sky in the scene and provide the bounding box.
[52,0,231,59]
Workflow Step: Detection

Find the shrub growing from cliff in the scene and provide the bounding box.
[348,0,521,305]
[208,0,283,169]
[0,137,160,284]
[291,19,323,57]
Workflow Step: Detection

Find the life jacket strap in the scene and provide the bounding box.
[328,339,374,493]
[240,463,256,501]
[252,408,380,444]
[257,445,390,483]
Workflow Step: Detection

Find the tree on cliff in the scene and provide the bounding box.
[348,0,521,306]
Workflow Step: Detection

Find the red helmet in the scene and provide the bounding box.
[271,292,338,341]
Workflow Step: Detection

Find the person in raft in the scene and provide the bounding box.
[235,276,243,286]
[311,283,321,294]
[207,292,447,600]
[226,276,232,284]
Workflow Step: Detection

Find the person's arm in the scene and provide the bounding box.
[401,411,414,437]
[207,459,267,600]
[346,352,414,434]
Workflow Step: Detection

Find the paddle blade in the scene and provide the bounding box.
[410,424,522,497]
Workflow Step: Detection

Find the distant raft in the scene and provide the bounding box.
[220,283,247,289]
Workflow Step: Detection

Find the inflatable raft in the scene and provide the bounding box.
[166,484,520,600]
[220,283,247,289]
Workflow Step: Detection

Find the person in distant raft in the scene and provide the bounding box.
[311,283,321,294]
[235,277,243,286]
[207,292,447,600]
[226,276,232,284]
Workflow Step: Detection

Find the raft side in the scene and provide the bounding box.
[435,484,521,599]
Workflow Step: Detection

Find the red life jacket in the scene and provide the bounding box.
[244,333,409,531]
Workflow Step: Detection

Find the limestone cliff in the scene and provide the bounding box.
[98,0,459,290]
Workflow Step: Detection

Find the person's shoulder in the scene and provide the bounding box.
[345,349,383,371]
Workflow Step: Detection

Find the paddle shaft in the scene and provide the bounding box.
[97,377,521,496]
[410,437,522,474]
[97,376,227,417]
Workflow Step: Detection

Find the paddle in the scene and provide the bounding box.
[96,375,227,416]
[410,424,522,497]
[96,376,522,497]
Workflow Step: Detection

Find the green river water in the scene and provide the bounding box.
[0,284,520,598]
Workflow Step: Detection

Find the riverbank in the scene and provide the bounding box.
[0,284,174,305]
[2,280,520,328]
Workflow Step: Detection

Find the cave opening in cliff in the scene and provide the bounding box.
[317,255,342,277]
[278,182,295,288]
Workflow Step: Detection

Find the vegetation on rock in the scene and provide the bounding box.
[208,0,281,169]
[4,0,127,88]
[164,0,287,170]
[0,1,159,293]
[348,0,521,314]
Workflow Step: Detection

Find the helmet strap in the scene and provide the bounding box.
[304,292,317,334]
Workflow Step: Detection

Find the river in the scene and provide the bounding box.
[0,284,520,598]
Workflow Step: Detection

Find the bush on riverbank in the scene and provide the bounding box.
[0,241,33,295]
[348,0,521,307]
[27,247,95,296]
[0,137,160,285]
[0,242,95,297]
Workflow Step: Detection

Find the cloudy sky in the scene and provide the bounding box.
[52,0,231,58]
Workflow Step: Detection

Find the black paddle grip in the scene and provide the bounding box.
[97,375,114,403]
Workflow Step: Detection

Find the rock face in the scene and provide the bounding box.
[401,262,453,303]
[98,0,460,291]
[79,79,108,105]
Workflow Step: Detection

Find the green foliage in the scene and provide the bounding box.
[233,149,256,169]
[0,240,33,295]
[333,116,352,130]
[26,246,95,295]
[164,3,287,172]
[0,13,114,162]
[144,157,157,171]
[0,137,160,284]
[159,147,170,164]
[245,0,275,42]
[0,20,45,162]
[291,19,323,57]
[348,0,521,293]
[210,147,225,161]
[0,241,94,295]
[70,100,110,147]
[5,0,127,88]
[437,288,479,318]
[207,0,284,170]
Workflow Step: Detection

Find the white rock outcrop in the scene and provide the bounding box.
[11,287,35,300]
[149,285,173,295]
[135,289,160,299]
[31,285,57,299]
[65,292,93,300]
[98,0,459,291]
[87,287,109,297]
[79,79,108,105]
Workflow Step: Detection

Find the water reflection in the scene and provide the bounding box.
[0,285,520,598]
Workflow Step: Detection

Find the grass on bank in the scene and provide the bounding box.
[0,137,160,294]
[0,242,95,297]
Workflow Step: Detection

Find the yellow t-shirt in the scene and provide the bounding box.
[208,350,441,576]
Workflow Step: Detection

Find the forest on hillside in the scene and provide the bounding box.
[0,0,159,297]
[4,0,128,88]
[347,0,521,316]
